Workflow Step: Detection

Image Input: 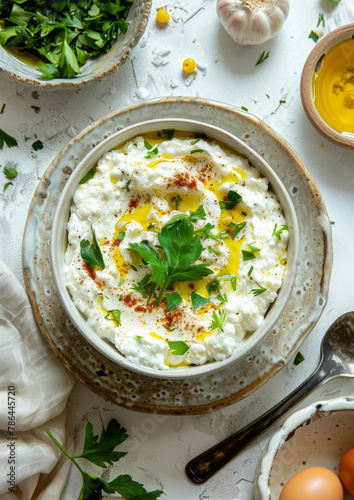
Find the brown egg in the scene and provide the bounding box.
[279,467,344,500]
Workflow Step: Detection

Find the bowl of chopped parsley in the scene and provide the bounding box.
[0,0,151,89]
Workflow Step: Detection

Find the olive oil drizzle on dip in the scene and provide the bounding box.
[65,131,289,370]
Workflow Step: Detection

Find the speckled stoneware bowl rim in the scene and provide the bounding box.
[51,117,300,380]
[254,396,354,499]
[300,23,354,150]
[0,0,151,90]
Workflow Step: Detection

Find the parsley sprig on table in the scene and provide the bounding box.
[47,417,163,500]
[0,0,133,79]
[130,214,214,307]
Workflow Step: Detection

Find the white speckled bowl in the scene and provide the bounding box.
[0,0,151,90]
[51,118,299,379]
[254,397,354,499]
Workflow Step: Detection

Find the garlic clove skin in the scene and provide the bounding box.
[217,0,290,46]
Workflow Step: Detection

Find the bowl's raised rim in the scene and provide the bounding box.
[255,396,354,499]
[50,117,299,380]
[300,23,354,150]
[0,0,151,90]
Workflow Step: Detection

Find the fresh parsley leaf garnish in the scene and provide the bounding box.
[136,335,143,339]
[190,148,204,154]
[207,278,220,296]
[219,190,242,210]
[256,51,270,66]
[191,137,201,145]
[209,309,226,332]
[130,217,214,306]
[309,30,319,43]
[32,139,44,151]
[294,351,305,365]
[3,167,17,179]
[195,223,220,242]
[104,310,121,325]
[144,139,153,150]
[251,282,267,296]
[47,418,164,499]
[166,292,182,312]
[272,223,290,240]
[208,246,220,256]
[191,292,209,310]
[241,106,248,112]
[118,279,125,286]
[0,129,18,149]
[3,181,12,191]
[168,340,189,356]
[159,129,175,140]
[231,222,246,240]
[248,265,254,276]
[79,168,94,185]
[80,226,105,270]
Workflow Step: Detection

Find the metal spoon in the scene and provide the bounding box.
[186,311,354,483]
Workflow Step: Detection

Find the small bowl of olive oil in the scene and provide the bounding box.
[301,23,354,150]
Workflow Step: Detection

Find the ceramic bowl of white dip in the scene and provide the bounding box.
[254,397,354,499]
[51,118,299,378]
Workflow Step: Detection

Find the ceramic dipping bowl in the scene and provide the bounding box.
[301,24,354,150]
[254,397,354,499]
[51,118,299,379]
[0,0,151,90]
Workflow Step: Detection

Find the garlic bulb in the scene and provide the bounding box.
[217,0,289,45]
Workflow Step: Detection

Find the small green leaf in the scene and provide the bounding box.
[136,335,143,339]
[32,140,44,151]
[104,310,121,326]
[247,241,261,253]
[231,222,246,240]
[144,147,158,159]
[175,194,182,210]
[79,168,94,184]
[0,129,18,149]
[317,12,325,27]
[294,351,305,365]
[116,232,125,241]
[4,182,13,191]
[190,148,204,154]
[144,139,153,150]
[166,292,182,312]
[272,223,290,240]
[241,106,248,112]
[256,51,270,66]
[191,292,209,310]
[248,265,254,276]
[3,167,18,179]
[218,274,237,291]
[121,180,131,191]
[219,190,242,210]
[159,129,175,139]
[168,340,189,355]
[80,226,105,270]
[242,250,256,261]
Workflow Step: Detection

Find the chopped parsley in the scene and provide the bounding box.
[209,309,226,332]
[256,51,270,66]
[309,30,319,43]
[3,167,17,178]
[294,351,305,365]
[79,168,94,185]
[251,283,267,296]
[32,139,44,151]
[175,194,182,210]
[3,181,12,191]
[191,292,209,310]
[104,310,122,326]
[241,106,248,112]
[166,292,182,312]
[219,190,242,210]
[159,129,175,140]
[168,340,189,356]
[116,232,125,241]
[144,147,158,159]
[272,223,290,240]
[317,12,325,27]
[248,265,254,276]
[190,148,204,154]
[230,222,246,240]
[0,129,18,149]
[121,180,131,192]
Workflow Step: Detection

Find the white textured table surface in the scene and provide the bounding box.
[1,1,354,499]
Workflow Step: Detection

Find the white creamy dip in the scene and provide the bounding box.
[65,132,289,371]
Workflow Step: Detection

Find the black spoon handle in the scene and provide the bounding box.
[186,364,328,484]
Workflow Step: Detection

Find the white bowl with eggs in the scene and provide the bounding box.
[51,118,299,378]
[254,396,354,499]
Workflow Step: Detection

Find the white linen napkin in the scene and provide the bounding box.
[0,262,75,499]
